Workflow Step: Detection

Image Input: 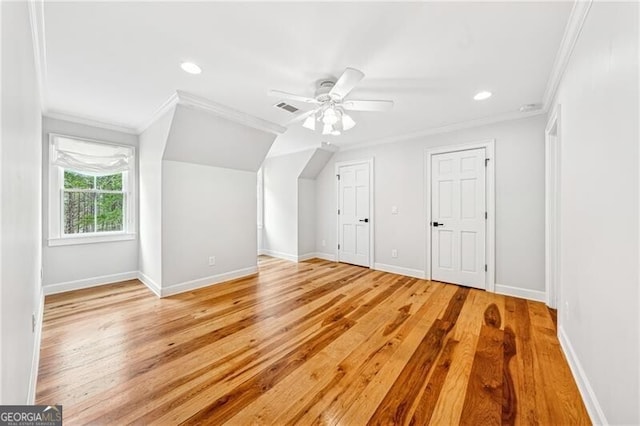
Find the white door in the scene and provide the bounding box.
[431,148,486,289]
[338,162,370,267]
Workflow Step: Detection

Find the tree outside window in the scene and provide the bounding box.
[63,170,125,234]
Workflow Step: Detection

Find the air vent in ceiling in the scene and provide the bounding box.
[274,102,299,113]
[519,103,542,112]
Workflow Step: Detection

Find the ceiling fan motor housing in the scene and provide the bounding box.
[315,79,336,100]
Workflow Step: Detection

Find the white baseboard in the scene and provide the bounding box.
[558,326,606,425]
[137,271,161,297]
[43,271,139,296]
[43,267,259,299]
[27,287,45,404]
[314,252,337,262]
[494,284,546,302]
[161,266,258,297]
[297,253,317,262]
[261,249,337,263]
[260,249,298,262]
[373,263,426,279]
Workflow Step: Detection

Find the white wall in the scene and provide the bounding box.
[138,107,173,287]
[316,114,546,291]
[155,104,275,292]
[552,2,639,424]
[41,117,139,290]
[0,1,43,403]
[262,150,314,258]
[165,105,275,171]
[298,178,316,257]
[300,149,334,179]
[139,101,278,293]
[161,160,258,288]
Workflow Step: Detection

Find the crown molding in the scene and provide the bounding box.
[28,0,48,111]
[339,109,546,153]
[174,90,287,135]
[44,110,138,135]
[266,145,318,159]
[267,140,340,159]
[542,0,593,109]
[137,90,287,136]
[136,92,179,134]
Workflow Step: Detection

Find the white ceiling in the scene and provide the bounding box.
[39,1,573,155]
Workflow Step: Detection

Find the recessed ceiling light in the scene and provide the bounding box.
[180,62,202,75]
[473,91,492,101]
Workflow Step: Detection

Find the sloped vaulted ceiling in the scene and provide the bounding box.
[164,104,276,172]
[155,91,285,171]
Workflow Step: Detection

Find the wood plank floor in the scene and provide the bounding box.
[36,256,590,425]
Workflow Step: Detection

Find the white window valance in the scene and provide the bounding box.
[51,135,134,176]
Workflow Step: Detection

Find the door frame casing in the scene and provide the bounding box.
[545,105,561,309]
[335,158,375,268]
[424,140,496,291]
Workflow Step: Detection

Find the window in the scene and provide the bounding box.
[63,170,125,234]
[48,134,136,246]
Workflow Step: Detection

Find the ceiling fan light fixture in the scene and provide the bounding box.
[322,108,339,125]
[268,67,393,135]
[341,113,356,130]
[302,115,316,131]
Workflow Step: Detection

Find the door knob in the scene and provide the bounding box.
[432,222,444,227]
[359,218,369,223]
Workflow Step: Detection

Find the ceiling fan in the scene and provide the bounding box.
[268,67,394,136]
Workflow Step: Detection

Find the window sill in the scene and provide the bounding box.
[48,233,136,247]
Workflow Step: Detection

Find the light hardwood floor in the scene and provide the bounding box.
[36,256,590,425]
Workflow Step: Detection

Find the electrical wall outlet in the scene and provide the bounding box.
[391,249,398,258]
[321,239,326,247]
[208,256,216,266]
[391,206,398,215]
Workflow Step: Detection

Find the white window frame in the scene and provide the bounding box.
[48,133,137,246]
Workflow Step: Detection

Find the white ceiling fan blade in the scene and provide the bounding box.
[284,108,319,126]
[342,99,394,112]
[268,89,320,104]
[329,68,365,99]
